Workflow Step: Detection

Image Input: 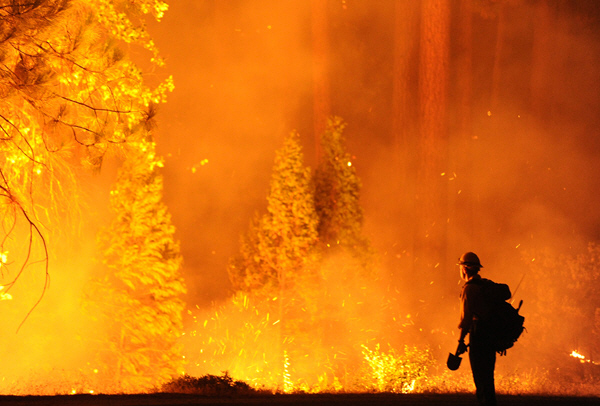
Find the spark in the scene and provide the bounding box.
[190,159,209,173]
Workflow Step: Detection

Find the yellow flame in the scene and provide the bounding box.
[0,286,12,301]
[402,379,416,394]
[570,350,585,360]
[569,350,599,365]
[283,350,292,393]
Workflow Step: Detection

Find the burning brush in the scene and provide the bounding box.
[570,350,599,366]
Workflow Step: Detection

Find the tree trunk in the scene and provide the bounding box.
[311,0,331,163]
[449,0,475,252]
[415,0,450,274]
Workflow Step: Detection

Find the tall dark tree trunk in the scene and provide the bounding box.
[449,0,475,254]
[311,0,331,163]
[415,0,451,275]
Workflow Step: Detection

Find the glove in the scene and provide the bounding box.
[457,340,468,355]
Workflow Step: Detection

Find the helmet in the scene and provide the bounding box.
[458,252,483,268]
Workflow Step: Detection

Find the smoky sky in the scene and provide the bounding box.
[141,0,600,307]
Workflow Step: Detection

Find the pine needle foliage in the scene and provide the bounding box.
[314,116,374,274]
[0,0,172,211]
[0,0,173,295]
[227,131,321,388]
[91,137,186,392]
[229,130,319,298]
[221,122,380,389]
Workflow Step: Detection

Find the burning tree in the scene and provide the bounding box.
[314,116,374,271]
[229,130,319,298]
[227,130,320,390]
[90,137,186,392]
[311,116,382,381]
[0,0,173,307]
[0,0,181,393]
[194,120,383,391]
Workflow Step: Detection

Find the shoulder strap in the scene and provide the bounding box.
[469,278,512,303]
[465,277,487,286]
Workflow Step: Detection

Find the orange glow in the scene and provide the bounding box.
[3,0,600,399]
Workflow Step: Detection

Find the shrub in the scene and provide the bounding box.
[160,372,258,395]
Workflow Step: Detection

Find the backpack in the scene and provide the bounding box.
[468,278,525,355]
[490,298,525,355]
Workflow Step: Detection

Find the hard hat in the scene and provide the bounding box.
[458,252,483,268]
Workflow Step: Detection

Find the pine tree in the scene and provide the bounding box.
[314,116,373,267]
[228,131,320,390]
[229,131,319,298]
[311,117,380,378]
[0,0,173,293]
[92,137,186,392]
[225,125,381,387]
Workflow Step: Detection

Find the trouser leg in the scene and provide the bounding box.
[469,343,497,406]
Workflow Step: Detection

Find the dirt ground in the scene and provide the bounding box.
[0,393,598,406]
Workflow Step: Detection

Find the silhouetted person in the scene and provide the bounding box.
[457,252,511,406]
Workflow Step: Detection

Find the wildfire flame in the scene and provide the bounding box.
[0,286,12,301]
[570,350,599,365]
[570,350,585,360]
